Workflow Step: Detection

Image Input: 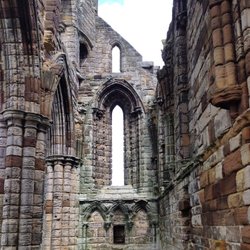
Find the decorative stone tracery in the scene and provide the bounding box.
[79,199,156,249]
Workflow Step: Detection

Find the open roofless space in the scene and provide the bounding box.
[0,0,250,249]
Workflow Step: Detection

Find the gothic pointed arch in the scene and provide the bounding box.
[132,200,150,214]
[82,202,108,221]
[92,79,145,188]
[41,52,76,156]
[0,0,42,113]
[109,202,129,219]
[41,53,73,118]
[110,40,124,72]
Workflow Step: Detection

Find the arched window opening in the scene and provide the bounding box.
[79,43,88,64]
[112,46,121,73]
[112,105,124,185]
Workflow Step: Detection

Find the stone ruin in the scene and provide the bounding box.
[0,0,250,249]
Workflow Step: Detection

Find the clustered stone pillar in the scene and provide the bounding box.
[19,113,48,248]
[209,0,242,114]
[1,111,24,247]
[1,110,49,248]
[43,156,79,250]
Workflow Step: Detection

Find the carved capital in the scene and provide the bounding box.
[46,155,80,167]
[130,106,142,118]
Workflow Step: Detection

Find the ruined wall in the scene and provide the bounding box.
[77,14,160,250]
[78,16,159,191]
[0,0,85,248]
[157,0,250,249]
[1,0,249,249]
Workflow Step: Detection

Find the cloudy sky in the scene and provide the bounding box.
[98,0,173,67]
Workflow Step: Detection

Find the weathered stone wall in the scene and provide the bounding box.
[79,186,158,250]
[157,0,250,249]
[78,16,159,192]
[0,0,81,248]
[77,13,160,250]
[1,0,249,249]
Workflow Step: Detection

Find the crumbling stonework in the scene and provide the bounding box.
[0,0,250,249]
[157,0,250,249]
[77,12,159,250]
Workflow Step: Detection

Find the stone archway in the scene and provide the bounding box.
[92,79,145,188]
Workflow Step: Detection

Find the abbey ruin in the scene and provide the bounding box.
[0,0,250,249]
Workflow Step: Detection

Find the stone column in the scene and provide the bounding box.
[1,110,49,248]
[82,222,88,250]
[238,0,250,109]
[43,156,79,249]
[1,110,24,247]
[62,158,79,248]
[209,0,242,113]
[42,161,54,249]
[32,118,50,246]
[18,113,49,249]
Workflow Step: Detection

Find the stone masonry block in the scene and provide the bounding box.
[215,162,223,181]
[214,109,232,138]
[223,149,243,176]
[208,167,216,184]
[243,166,250,189]
[243,189,250,205]
[223,24,233,44]
[210,5,220,19]
[234,206,249,225]
[6,146,22,156]
[228,192,244,208]
[200,171,209,188]
[241,144,250,166]
[5,155,23,168]
[242,127,250,143]
[212,29,223,47]
[217,196,229,210]
[236,168,245,191]
[221,0,231,14]
[229,133,242,152]
[219,172,237,196]
[225,226,241,243]
[242,226,250,243]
